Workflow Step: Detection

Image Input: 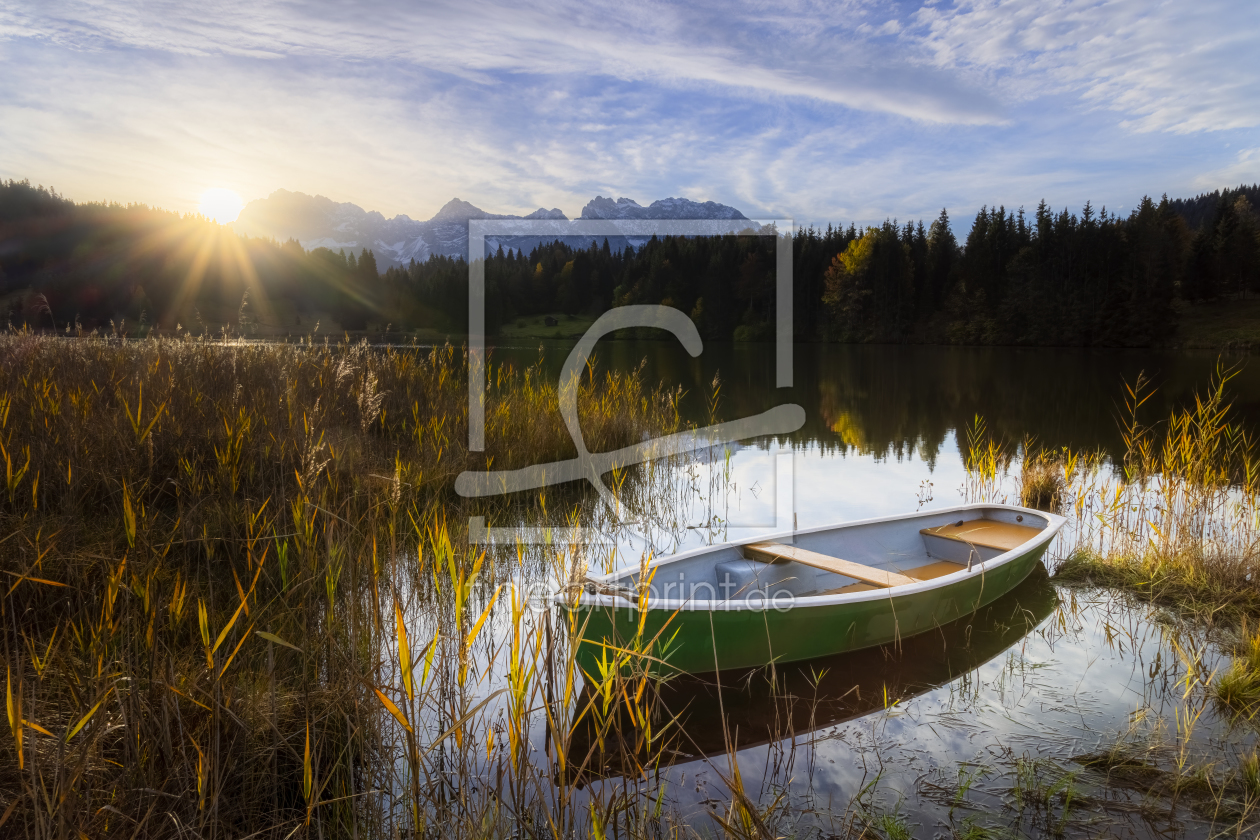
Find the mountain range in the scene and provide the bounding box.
[232,190,753,270]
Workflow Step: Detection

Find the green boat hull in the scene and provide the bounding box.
[564,542,1048,677]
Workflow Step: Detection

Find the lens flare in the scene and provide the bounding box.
[198,188,244,224]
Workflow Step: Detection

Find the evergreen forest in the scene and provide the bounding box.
[2,178,1258,346]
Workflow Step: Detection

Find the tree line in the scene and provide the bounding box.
[391,187,1258,346]
[2,178,1257,345]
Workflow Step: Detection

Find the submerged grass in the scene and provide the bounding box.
[1072,726,1260,827]
[1211,622,1260,716]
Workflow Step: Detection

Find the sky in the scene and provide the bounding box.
[2,0,1259,228]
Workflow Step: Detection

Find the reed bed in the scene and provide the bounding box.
[965,363,1260,621]
[0,330,708,839]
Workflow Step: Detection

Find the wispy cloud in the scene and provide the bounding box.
[2,1,1007,123]
[910,0,1260,134]
[1,0,1256,225]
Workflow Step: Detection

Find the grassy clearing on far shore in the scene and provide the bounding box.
[1174,295,1260,352]
[496,311,598,340]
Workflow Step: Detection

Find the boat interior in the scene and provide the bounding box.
[605,507,1050,603]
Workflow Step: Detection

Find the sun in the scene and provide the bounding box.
[198,188,244,224]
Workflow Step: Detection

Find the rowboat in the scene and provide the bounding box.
[566,566,1058,776]
[559,503,1065,676]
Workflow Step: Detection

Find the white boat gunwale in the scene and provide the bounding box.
[560,502,1067,612]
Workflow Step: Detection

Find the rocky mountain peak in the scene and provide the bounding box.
[232,190,750,270]
[579,195,747,221]
[430,198,487,222]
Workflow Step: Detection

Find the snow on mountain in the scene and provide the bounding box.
[579,195,747,221]
[522,207,569,220]
[232,190,751,272]
[569,195,756,251]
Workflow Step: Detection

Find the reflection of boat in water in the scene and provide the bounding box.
[566,565,1058,775]
[561,504,1064,675]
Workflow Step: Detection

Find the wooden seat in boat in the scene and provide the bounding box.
[919,519,1040,551]
[820,559,967,595]
[745,542,917,589]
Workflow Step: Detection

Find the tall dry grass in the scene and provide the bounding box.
[966,362,1260,619]
[0,331,699,839]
